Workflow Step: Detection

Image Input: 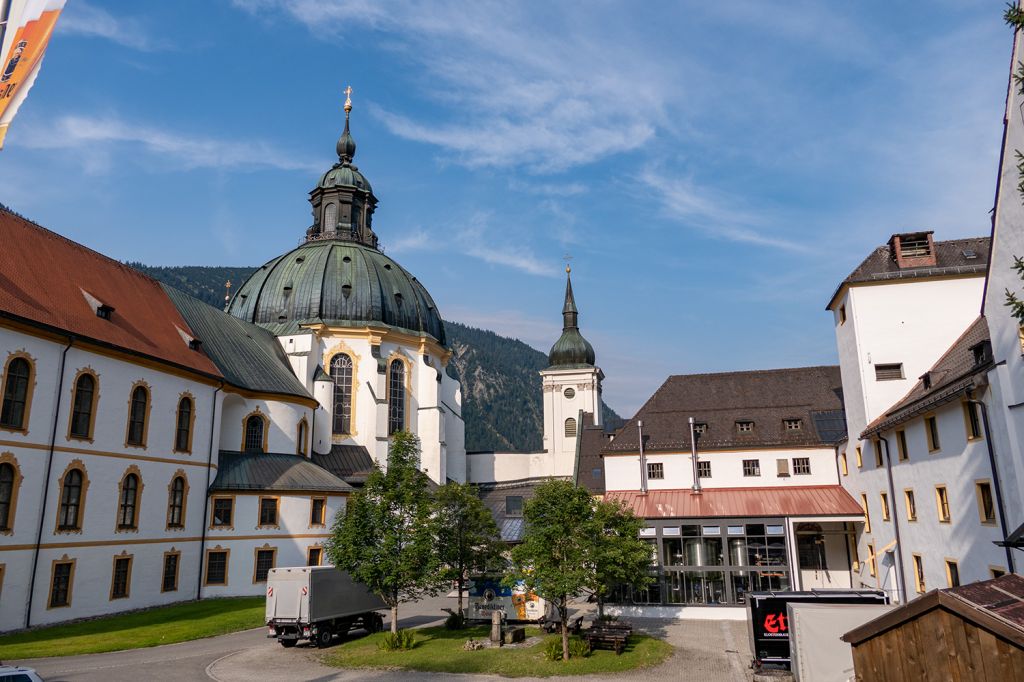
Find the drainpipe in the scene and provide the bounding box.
[689,417,701,494]
[878,437,908,603]
[967,392,1015,573]
[638,420,647,494]
[196,383,222,600]
[26,336,73,628]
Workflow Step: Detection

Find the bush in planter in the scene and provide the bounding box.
[568,637,592,658]
[378,629,416,651]
[542,636,591,661]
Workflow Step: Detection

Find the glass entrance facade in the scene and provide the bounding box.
[612,518,791,606]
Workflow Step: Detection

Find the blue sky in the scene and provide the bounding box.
[0,1,1012,415]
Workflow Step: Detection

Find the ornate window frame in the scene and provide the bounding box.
[209,494,236,530]
[0,350,36,434]
[161,548,181,593]
[241,408,269,453]
[108,551,134,600]
[115,465,144,533]
[0,452,23,534]
[67,368,100,442]
[124,380,152,449]
[306,544,324,566]
[386,352,412,435]
[324,343,359,440]
[309,495,326,527]
[173,392,197,454]
[258,495,280,529]
[166,470,189,530]
[47,555,77,609]
[203,545,230,586]
[55,460,90,534]
[252,543,277,584]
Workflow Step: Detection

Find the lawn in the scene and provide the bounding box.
[0,597,265,660]
[321,625,674,677]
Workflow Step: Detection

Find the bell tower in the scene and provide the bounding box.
[540,266,603,476]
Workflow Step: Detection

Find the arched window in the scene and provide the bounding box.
[126,385,148,446]
[324,203,337,230]
[564,417,577,438]
[118,473,139,529]
[69,374,96,439]
[388,359,405,435]
[167,476,185,528]
[244,415,265,453]
[58,469,84,530]
[296,419,308,456]
[330,354,353,435]
[0,462,14,530]
[175,397,193,453]
[1,357,31,430]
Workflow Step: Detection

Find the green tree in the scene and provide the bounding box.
[431,482,504,619]
[506,479,596,662]
[326,431,440,634]
[589,499,653,620]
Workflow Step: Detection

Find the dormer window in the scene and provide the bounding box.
[96,304,114,320]
[693,422,708,435]
[890,232,937,268]
[188,338,202,351]
[898,234,931,257]
[783,418,802,431]
[736,421,754,433]
[970,340,993,366]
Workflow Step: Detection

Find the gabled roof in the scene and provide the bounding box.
[603,366,845,454]
[0,207,220,377]
[211,451,353,493]
[604,485,863,519]
[826,236,989,310]
[843,574,1024,648]
[162,284,312,402]
[312,444,376,486]
[861,316,990,439]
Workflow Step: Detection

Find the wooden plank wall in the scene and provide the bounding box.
[850,608,1024,681]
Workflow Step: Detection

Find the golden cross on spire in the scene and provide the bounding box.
[344,85,353,114]
[563,253,573,274]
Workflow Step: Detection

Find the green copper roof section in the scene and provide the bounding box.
[226,239,447,343]
[547,269,595,368]
[161,284,312,400]
[212,451,353,493]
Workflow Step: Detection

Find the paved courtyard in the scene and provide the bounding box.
[17,597,755,682]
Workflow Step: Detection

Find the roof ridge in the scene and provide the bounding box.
[664,364,839,380]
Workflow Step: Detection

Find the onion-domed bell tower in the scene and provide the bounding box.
[306,86,380,248]
[540,265,603,477]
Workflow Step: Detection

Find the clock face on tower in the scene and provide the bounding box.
[564,388,575,399]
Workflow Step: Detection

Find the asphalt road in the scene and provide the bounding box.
[15,596,454,682]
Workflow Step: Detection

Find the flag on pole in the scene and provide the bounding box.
[0,0,66,150]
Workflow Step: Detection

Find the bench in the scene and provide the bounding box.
[542,615,584,634]
[585,626,630,655]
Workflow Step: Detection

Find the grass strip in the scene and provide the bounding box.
[0,597,265,660]
[322,625,673,677]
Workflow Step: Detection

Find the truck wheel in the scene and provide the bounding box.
[315,629,333,648]
[371,615,384,633]
[279,639,297,648]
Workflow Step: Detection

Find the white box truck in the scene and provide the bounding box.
[265,566,386,648]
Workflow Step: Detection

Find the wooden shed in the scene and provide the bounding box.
[841,574,1024,681]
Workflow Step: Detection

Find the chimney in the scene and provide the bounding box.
[889,231,937,269]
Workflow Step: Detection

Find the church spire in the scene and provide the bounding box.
[547,265,595,368]
[336,85,357,163]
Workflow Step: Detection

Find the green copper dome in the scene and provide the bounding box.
[547,270,595,368]
[226,239,446,343]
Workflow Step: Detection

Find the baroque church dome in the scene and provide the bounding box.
[227,92,446,344]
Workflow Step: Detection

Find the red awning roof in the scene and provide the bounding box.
[604,485,863,519]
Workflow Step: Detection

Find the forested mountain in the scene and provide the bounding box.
[128,263,623,452]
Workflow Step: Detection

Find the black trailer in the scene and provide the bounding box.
[746,589,888,669]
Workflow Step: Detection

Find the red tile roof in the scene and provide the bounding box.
[0,208,221,377]
[604,485,863,518]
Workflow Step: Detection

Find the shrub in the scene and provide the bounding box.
[377,629,416,651]
[568,636,592,658]
[541,636,591,661]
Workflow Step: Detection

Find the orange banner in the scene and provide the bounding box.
[0,1,65,149]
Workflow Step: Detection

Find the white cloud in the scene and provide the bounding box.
[233,0,677,171]
[58,1,163,51]
[639,168,808,252]
[508,179,588,197]
[17,115,321,173]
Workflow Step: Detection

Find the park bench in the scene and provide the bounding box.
[542,614,584,634]
[585,625,630,655]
